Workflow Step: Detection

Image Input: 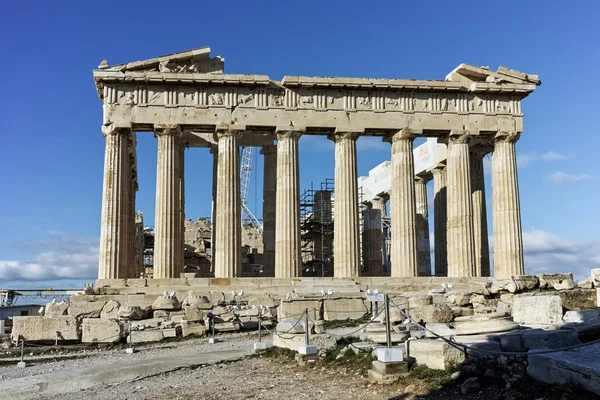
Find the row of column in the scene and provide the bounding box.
[98,124,524,280]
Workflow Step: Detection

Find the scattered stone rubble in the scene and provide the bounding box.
[8,269,600,396]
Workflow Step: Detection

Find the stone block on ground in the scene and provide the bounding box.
[100,300,121,319]
[214,322,240,332]
[408,295,432,307]
[499,329,580,352]
[11,316,80,342]
[410,304,453,324]
[537,273,574,289]
[276,319,313,334]
[380,306,405,325]
[409,338,466,370]
[558,289,597,311]
[512,295,562,325]
[371,359,409,374]
[591,268,600,286]
[278,299,322,320]
[528,343,600,395]
[131,318,164,329]
[323,297,368,321]
[82,318,123,343]
[272,333,337,351]
[563,310,600,324]
[182,293,212,309]
[118,305,151,320]
[45,301,69,316]
[182,323,206,337]
[152,295,181,310]
[426,316,518,337]
[68,301,107,319]
[183,305,205,322]
[128,330,164,343]
[446,291,472,306]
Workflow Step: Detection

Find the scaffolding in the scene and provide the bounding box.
[300,179,334,277]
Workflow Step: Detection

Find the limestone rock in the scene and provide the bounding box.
[409,295,433,307]
[214,322,240,332]
[100,300,121,319]
[323,297,368,321]
[410,304,453,324]
[45,301,69,316]
[490,276,538,294]
[118,305,150,320]
[183,305,205,322]
[558,289,597,311]
[68,301,106,319]
[410,338,466,370]
[127,330,164,343]
[182,323,206,337]
[512,295,562,325]
[450,306,474,318]
[131,318,164,329]
[152,295,181,310]
[11,316,80,342]
[278,299,322,320]
[276,319,313,334]
[272,333,337,351]
[183,293,212,309]
[537,273,574,289]
[554,279,578,290]
[82,318,123,343]
[446,292,471,306]
[578,278,594,289]
[591,268,600,286]
[469,281,492,295]
[460,377,480,395]
[380,307,405,325]
[563,310,600,324]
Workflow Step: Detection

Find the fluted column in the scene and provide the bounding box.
[210,145,218,272]
[177,135,186,275]
[446,132,476,277]
[330,132,360,277]
[388,128,418,277]
[471,151,491,277]
[275,130,302,278]
[432,164,448,276]
[98,124,131,280]
[492,131,524,276]
[214,126,243,278]
[415,175,432,276]
[371,196,387,276]
[153,125,184,279]
[261,144,277,277]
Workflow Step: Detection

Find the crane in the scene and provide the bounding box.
[240,146,263,234]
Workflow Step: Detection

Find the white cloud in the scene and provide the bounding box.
[546,172,598,184]
[517,151,568,167]
[0,233,98,282]
[522,229,600,280]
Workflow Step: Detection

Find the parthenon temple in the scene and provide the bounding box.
[93,46,540,283]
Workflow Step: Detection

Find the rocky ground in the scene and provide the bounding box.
[1,331,598,400]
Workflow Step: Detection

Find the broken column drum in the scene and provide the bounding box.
[92,47,539,281]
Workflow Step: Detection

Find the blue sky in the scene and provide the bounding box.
[1,0,599,291]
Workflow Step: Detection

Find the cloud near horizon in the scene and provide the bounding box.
[546,172,598,185]
[517,151,568,167]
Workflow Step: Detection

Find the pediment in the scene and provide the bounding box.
[446,64,541,86]
[97,46,224,74]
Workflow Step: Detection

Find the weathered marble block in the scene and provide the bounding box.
[82,318,123,343]
[512,295,562,324]
[68,301,106,318]
[323,297,368,321]
[409,338,465,370]
[11,316,80,342]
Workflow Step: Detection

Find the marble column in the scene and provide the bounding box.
[153,125,184,279]
[471,151,491,277]
[261,144,277,277]
[492,131,524,276]
[330,132,361,277]
[275,130,302,278]
[415,175,432,276]
[98,124,131,280]
[214,126,243,278]
[210,145,218,272]
[388,128,418,277]
[446,132,476,277]
[431,164,448,276]
[177,135,186,275]
[371,196,387,276]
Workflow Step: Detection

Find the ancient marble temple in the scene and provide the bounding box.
[93,46,540,281]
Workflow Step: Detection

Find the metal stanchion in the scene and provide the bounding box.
[384,294,391,348]
[55,331,59,347]
[304,308,309,346]
[126,324,135,354]
[17,337,26,368]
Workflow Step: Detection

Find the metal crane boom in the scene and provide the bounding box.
[240,146,263,234]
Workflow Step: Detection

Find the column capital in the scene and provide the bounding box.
[214,123,245,140]
[448,130,474,144]
[383,127,420,143]
[154,124,182,137]
[328,131,360,142]
[430,163,446,175]
[275,127,303,140]
[102,123,131,137]
[260,144,277,155]
[495,131,520,143]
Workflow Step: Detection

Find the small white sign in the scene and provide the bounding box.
[365,293,385,302]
